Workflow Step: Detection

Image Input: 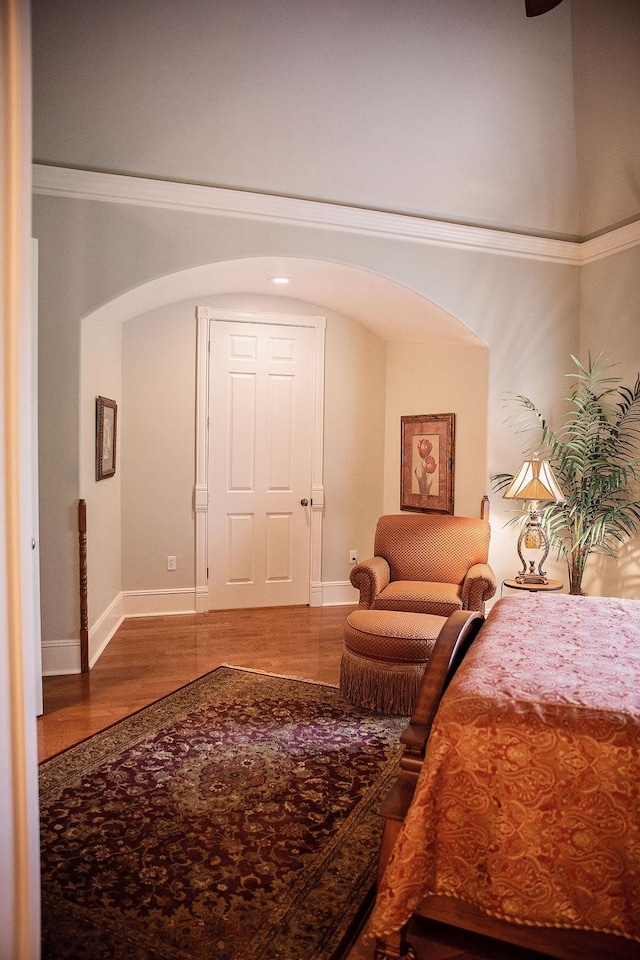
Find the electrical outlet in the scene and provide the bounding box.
[349,549,358,564]
[166,555,176,571]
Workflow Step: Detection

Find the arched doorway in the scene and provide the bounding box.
[70,256,487,671]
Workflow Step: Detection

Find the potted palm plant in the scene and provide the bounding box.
[493,354,640,595]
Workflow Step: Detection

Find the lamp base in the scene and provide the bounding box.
[515,573,549,585]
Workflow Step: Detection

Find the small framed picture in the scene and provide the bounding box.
[96,396,117,481]
[400,413,455,514]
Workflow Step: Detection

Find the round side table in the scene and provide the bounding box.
[503,578,563,594]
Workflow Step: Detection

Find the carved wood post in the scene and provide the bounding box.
[78,500,89,673]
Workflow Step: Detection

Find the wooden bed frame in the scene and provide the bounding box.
[372,610,640,960]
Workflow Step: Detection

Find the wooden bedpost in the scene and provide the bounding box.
[481,495,490,520]
[373,610,485,960]
[78,499,89,673]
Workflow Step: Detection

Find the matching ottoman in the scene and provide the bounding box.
[340,609,447,715]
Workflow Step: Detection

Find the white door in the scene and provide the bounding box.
[208,319,316,608]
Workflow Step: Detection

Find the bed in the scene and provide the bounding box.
[367,595,640,960]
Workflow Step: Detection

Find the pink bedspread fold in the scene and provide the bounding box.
[368,595,640,943]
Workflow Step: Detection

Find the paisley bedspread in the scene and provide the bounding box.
[368,594,640,944]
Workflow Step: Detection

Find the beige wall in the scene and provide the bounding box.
[321,307,387,579]
[81,318,122,629]
[383,342,489,520]
[120,303,195,592]
[580,245,640,404]
[578,244,640,597]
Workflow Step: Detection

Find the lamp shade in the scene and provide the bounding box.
[502,457,565,503]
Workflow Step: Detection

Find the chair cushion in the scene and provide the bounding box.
[344,609,446,663]
[372,580,462,617]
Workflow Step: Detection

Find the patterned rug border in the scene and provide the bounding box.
[219,662,340,689]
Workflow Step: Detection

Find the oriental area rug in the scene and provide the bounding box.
[39,666,406,960]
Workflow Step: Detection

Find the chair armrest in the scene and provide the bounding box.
[349,557,391,608]
[461,562,497,611]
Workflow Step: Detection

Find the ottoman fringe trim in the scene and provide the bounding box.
[340,648,426,716]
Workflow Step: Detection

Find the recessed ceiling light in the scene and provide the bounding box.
[269,276,291,285]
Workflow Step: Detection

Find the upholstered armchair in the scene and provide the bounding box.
[350,513,496,616]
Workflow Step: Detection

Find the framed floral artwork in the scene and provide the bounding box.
[400,413,455,514]
[96,396,117,481]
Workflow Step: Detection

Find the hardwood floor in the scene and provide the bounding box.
[37,605,548,960]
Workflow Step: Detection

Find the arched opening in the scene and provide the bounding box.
[67,257,488,673]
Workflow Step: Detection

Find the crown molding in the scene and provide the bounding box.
[32,164,638,265]
[580,220,640,264]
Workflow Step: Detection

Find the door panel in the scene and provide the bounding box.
[208,320,315,608]
[227,514,254,583]
[228,373,256,490]
[265,513,292,581]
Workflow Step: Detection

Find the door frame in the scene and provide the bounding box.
[194,306,326,612]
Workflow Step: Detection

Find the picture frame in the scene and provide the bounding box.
[96,396,117,481]
[400,413,455,514]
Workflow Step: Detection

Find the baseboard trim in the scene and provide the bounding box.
[200,582,356,610]
[89,593,125,669]
[122,587,197,618]
[195,586,209,614]
[320,580,359,606]
[42,593,127,675]
[41,640,82,677]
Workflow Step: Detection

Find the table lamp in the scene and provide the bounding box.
[502,455,565,584]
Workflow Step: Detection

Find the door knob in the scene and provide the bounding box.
[300,498,309,506]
